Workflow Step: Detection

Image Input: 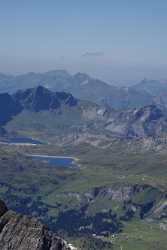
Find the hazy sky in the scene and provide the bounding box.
[0,0,167,84]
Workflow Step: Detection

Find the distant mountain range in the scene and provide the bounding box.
[0,86,78,125]
[1,85,167,145]
[1,70,167,110]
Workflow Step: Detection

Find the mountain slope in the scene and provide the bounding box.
[104,105,167,138]
[0,70,72,93]
[0,71,155,109]
[132,79,167,96]
[1,71,167,110]
[0,86,167,144]
[14,86,78,112]
[0,142,167,249]
[0,93,22,125]
[0,200,75,250]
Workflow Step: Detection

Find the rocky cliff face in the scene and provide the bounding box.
[13,86,78,112]
[0,200,75,250]
[0,93,22,125]
[2,86,167,143]
[105,105,166,138]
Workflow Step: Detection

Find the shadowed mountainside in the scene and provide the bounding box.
[0,200,75,250]
[1,86,167,143]
[1,71,167,109]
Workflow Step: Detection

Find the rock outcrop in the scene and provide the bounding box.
[0,93,22,125]
[0,200,75,250]
[13,86,78,112]
[1,85,167,141]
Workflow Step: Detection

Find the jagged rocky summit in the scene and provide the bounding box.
[0,200,76,250]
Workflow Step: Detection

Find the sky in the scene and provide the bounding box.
[0,0,167,85]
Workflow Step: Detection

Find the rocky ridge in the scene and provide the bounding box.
[0,200,76,250]
[1,86,167,144]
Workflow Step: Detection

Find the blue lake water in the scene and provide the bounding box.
[29,154,76,168]
[2,137,44,145]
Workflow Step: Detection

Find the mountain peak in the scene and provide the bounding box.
[73,72,90,82]
[14,86,78,112]
[0,200,75,250]
[34,85,50,95]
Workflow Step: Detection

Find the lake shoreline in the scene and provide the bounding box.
[27,154,79,162]
[27,154,79,168]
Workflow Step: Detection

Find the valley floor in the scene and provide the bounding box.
[0,141,167,249]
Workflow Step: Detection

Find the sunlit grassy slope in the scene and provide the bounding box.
[0,142,167,249]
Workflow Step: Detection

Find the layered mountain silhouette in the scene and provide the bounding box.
[0,86,167,140]
[0,86,78,124]
[1,71,167,110]
[14,86,78,112]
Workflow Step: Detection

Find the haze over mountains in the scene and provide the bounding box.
[1,74,167,249]
[0,85,167,146]
[1,70,167,110]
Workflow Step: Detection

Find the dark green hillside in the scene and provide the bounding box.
[0,142,167,249]
[1,86,167,249]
